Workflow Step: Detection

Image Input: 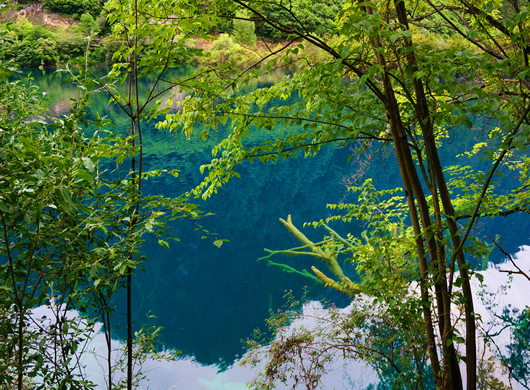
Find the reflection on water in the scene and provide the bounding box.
[19,68,530,377]
[32,247,529,389]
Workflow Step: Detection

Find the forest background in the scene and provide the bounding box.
[0,0,342,67]
[1,0,530,389]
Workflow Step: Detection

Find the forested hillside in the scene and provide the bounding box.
[0,0,343,67]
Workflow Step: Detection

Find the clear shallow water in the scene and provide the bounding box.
[20,67,530,373]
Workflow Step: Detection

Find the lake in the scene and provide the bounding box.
[16,67,530,388]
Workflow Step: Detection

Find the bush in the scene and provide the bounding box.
[13,17,53,41]
[11,37,58,67]
[57,35,87,58]
[207,33,239,63]
[34,37,58,64]
[95,11,111,35]
[1,19,59,67]
[0,30,19,62]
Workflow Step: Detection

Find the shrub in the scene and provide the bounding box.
[56,35,87,58]
[95,11,111,35]
[102,38,122,63]
[206,33,240,63]
[13,17,53,41]
[4,19,58,66]
[12,37,58,67]
[13,17,32,39]
[34,37,58,65]
[0,30,19,62]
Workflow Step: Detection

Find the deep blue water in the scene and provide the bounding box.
[22,67,530,369]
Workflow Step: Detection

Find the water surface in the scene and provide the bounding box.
[21,67,530,371]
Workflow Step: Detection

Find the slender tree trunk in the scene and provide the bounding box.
[127,1,142,386]
[126,46,135,390]
[127,269,132,389]
[98,292,113,389]
[2,212,24,390]
[386,85,443,390]
[17,311,23,390]
[361,5,443,384]
[393,2,474,387]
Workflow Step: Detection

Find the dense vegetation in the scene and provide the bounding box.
[1,0,530,389]
[42,0,101,17]
[253,0,345,41]
[0,0,341,68]
[0,10,113,67]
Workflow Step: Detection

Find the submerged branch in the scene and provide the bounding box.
[260,215,361,297]
[311,266,360,298]
[265,261,323,284]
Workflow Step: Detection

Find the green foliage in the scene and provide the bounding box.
[0,4,110,67]
[6,38,58,67]
[242,291,432,389]
[0,19,59,67]
[79,12,99,36]
[477,352,513,390]
[0,15,124,67]
[43,0,101,18]
[164,0,530,388]
[2,0,530,387]
[323,181,418,293]
[14,17,54,41]
[489,306,530,388]
[114,315,180,387]
[56,34,87,60]
[0,0,214,381]
[255,0,345,41]
[233,9,256,47]
[95,11,111,35]
[201,33,260,67]
[72,0,222,385]
[0,71,103,387]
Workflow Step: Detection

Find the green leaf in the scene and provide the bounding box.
[158,239,170,248]
[60,185,74,209]
[82,157,95,172]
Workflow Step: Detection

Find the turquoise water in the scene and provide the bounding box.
[21,68,530,370]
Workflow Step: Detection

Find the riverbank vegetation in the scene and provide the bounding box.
[2,0,476,70]
[0,40,207,390]
[0,0,483,70]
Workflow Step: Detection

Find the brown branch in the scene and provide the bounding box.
[490,235,530,282]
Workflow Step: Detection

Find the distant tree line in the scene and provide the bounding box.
[0,0,343,68]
